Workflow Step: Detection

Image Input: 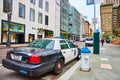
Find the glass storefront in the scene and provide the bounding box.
[2,20,25,44]
[29,34,35,42]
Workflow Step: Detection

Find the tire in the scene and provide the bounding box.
[76,53,81,60]
[53,59,64,75]
[76,48,81,60]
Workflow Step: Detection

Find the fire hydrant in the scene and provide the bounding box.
[80,47,91,72]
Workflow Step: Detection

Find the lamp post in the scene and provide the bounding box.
[6,12,12,48]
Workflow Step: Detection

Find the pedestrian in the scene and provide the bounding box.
[101,38,104,47]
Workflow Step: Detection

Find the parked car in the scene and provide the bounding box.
[2,38,81,77]
[85,37,93,46]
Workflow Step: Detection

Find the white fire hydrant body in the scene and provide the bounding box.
[80,47,91,71]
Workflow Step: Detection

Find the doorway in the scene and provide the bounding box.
[17,34,24,44]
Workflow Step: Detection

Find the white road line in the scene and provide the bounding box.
[58,60,81,80]
[0,64,2,69]
[100,48,106,50]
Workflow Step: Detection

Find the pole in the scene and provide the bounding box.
[93,2,100,54]
[94,3,96,32]
[6,12,11,48]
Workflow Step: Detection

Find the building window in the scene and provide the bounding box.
[19,3,25,18]
[45,15,49,25]
[45,1,49,12]
[30,0,35,4]
[30,8,35,21]
[38,12,42,24]
[3,0,12,12]
[39,0,43,8]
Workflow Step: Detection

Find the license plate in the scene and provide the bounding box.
[11,54,22,61]
[19,70,28,74]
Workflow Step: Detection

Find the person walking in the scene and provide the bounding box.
[101,39,104,47]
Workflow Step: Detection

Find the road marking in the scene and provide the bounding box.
[101,58,109,61]
[0,64,3,69]
[100,48,106,50]
[101,63,112,70]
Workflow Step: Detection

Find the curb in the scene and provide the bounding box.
[58,60,81,80]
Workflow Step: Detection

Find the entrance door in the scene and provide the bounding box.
[17,34,24,43]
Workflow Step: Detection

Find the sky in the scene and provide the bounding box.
[69,0,101,24]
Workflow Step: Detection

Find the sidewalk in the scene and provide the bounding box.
[0,44,28,49]
[58,43,120,80]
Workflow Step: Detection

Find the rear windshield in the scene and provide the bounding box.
[28,39,54,49]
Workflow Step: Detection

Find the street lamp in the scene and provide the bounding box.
[6,12,12,48]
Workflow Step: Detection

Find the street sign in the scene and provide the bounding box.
[92,18,98,24]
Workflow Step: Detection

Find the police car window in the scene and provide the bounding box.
[60,40,66,43]
[60,40,69,49]
[66,40,75,48]
[61,44,69,49]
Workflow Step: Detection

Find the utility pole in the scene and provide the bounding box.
[6,0,12,48]
[93,1,100,54]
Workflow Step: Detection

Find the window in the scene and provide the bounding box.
[60,40,69,49]
[45,15,49,25]
[45,1,49,12]
[28,39,54,49]
[60,40,66,43]
[30,0,35,4]
[39,0,43,8]
[61,44,69,49]
[38,12,42,23]
[30,8,35,21]
[3,0,12,12]
[66,40,76,48]
[19,3,25,18]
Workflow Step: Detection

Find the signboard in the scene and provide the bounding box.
[86,0,94,5]
[92,18,98,24]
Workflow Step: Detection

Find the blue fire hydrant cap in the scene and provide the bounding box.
[81,47,91,53]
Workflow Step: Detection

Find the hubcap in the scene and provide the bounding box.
[57,62,62,70]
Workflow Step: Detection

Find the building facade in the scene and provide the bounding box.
[0,0,59,44]
[112,4,120,36]
[100,4,113,38]
[80,14,86,41]
[54,0,60,37]
[72,7,80,41]
[102,0,120,4]
[60,0,69,39]
[68,5,73,40]
[84,21,90,37]
[101,3,120,38]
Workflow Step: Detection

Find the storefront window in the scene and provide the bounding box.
[2,20,25,43]
[2,21,24,32]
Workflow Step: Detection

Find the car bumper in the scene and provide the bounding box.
[85,43,93,46]
[2,59,54,77]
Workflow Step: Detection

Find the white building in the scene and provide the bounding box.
[0,0,60,44]
[80,14,85,41]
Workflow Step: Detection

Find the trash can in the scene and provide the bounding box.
[80,47,91,72]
